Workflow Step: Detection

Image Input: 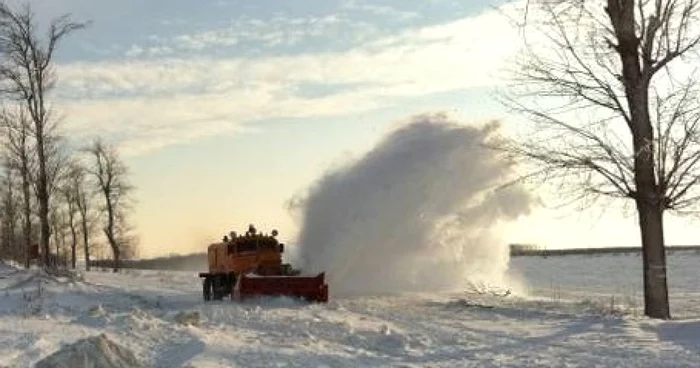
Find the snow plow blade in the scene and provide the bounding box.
[237,272,329,303]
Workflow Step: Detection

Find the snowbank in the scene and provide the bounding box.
[34,334,143,368]
[2,254,700,367]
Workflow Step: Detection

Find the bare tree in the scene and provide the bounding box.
[60,161,88,269]
[60,175,76,269]
[74,164,94,271]
[2,107,34,267]
[0,2,87,268]
[30,132,70,269]
[86,139,135,272]
[49,205,63,267]
[501,0,700,319]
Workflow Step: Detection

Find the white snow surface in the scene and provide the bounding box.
[2,253,700,367]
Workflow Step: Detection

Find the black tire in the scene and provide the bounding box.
[203,277,212,301]
[212,274,229,300]
[212,275,223,300]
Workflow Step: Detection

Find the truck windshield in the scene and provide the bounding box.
[238,240,257,253]
[262,238,278,250]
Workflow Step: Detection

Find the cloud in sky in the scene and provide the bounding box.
[122,14,345,58]
[341,0,421,21]
[51,0,520,156]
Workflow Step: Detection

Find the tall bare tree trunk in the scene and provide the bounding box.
[80,210,90,271]
[69,214,77,269]
[36,126,51,269]
[76,185,91,271]
[60,224,67,268]
[21,170,31,268]
[631,87,670,319]
[610,0,670,319]
[105,195,119,272]
[2,169,16,262]
[52,211,60,267]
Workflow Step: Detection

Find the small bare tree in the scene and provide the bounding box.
[59,160,96,270]
[49,205,64,267]
[74,164,94,271]
[59,163,81,269]
[0,2,87,268]
[86,139,135,272]
[502,0,700,319]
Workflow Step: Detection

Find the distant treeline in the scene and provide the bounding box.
[89,252,207,271]
[88,245,700,271]
[511,245,700,257]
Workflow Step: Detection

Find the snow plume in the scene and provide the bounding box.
[290,113,532,296]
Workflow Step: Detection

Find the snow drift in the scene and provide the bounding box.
[291,113,532,296]
[34,334,143,368]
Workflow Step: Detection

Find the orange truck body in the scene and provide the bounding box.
[198,225,328,303]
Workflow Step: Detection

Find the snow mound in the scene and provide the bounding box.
[34,334,143,368]
[2,269,82,293]
[0,260,19,275]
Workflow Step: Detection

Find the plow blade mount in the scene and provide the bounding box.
[238,272,329,302]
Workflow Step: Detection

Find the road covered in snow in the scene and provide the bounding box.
[2,252,700,367]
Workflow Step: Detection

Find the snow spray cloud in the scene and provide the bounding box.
[290,113,533,296]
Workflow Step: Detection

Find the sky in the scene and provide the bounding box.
[21,0,700,258]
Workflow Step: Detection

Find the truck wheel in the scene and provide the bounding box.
[213,275,225,300]
[203,277,212,301]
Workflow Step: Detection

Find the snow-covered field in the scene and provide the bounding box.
[2,252,700,367]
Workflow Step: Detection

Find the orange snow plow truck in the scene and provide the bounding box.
[198,224,328,303]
